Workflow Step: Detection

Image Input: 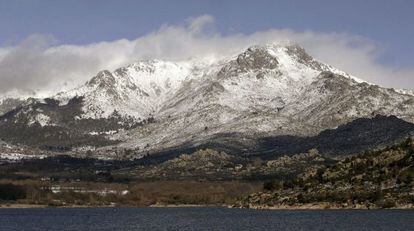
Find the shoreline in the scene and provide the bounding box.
[0,204,48,209]
[1,203,413,210]
[0,203,118,209]
[239,202,414,210]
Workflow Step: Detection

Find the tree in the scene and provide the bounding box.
[0,184,26,201]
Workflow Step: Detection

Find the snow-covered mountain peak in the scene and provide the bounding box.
[2,42,414,158]
[51,43,356,121]
[235,45,279,70]
[243,43,317,66]
[87,70,116,89]
[13,43,411,124]
[53,58,199,120]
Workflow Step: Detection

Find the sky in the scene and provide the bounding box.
[0,0,413,96]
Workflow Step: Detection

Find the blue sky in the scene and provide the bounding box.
[0,0,413,94]
[1,0,412,67]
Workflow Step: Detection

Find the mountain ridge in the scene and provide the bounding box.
[1,43,414,159]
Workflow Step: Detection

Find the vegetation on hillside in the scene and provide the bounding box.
[1,139,414,209]
[238,138,414,209]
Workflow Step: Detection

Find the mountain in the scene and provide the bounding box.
[1,43,414,159]
[0,97,24,116]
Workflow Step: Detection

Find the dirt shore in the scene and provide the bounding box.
[1,202,413,209]
[241,202,414,210]
[0,204,47,209]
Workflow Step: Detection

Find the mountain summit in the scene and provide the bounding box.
[1,43,414,159]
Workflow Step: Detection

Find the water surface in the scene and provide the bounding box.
[1,207,413,230]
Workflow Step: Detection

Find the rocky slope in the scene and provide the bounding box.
[238,138,414,209]
[1,43,414,159]
[112,148,332,182]
[0,97,24,116]
[111,44,414,158]
[125,149,246,180]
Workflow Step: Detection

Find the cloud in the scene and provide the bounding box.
[0,14,413,97]
[187,14,215,34]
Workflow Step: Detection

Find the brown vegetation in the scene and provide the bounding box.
[0,179,261,207]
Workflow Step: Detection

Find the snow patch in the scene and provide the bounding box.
[0,153,46,161]
[28,113,53,127]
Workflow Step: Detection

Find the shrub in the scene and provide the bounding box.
[263,180,282,191]
[376,198,396,208]
[0,184,26,201]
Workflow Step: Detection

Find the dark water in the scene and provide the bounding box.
[0,207,413,231]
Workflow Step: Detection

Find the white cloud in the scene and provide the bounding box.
[187,14,215,34]
[0,14,413,97]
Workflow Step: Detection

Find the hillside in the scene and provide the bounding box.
[238,138,414,209]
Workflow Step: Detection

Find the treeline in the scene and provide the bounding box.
[0,184,26,201]
[0,181,261,207]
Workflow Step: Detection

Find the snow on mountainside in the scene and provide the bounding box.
[105,44,414,158]
[1,43,414,159]
[55,60,196,120]
[0,89,35,116]
[0,97,25,116]
[53,44,370,122]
